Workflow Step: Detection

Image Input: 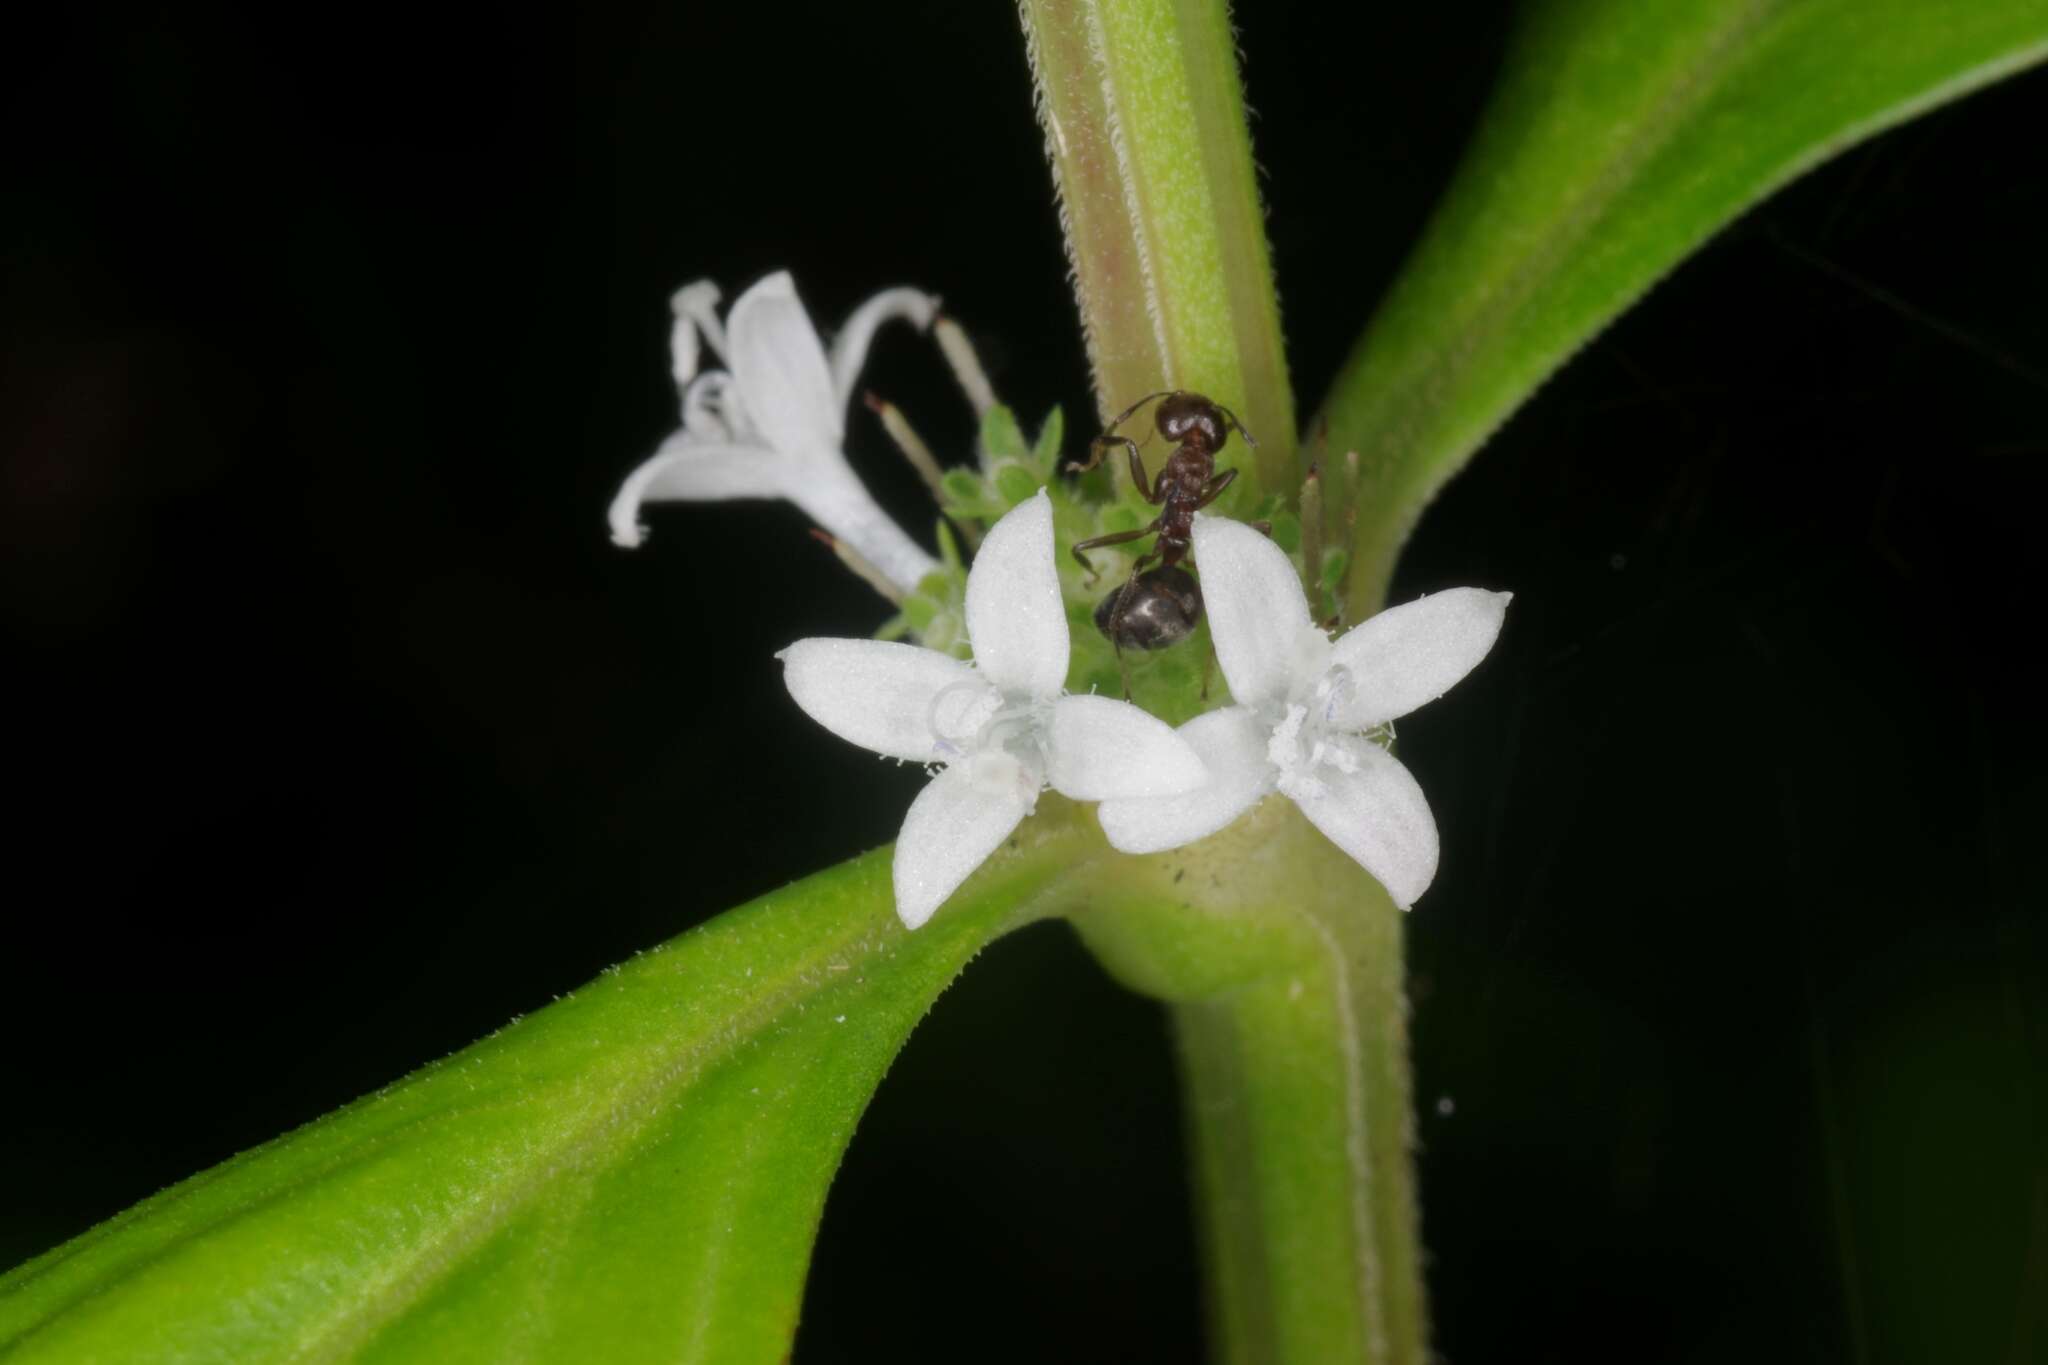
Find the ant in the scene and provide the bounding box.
[1066,391,1257,667]
[1091,563,1202,651]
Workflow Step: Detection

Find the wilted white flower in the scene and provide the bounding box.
[609,271,940,593]
[780,491,1207,928]
[1098,516,1509,908]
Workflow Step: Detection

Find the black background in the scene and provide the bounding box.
[6,3,2045,1362]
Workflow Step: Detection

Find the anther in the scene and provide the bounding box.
[1300,461,1325,617]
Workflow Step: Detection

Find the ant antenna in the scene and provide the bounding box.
[1101,390,1177,436]
[1214,402,1259,449]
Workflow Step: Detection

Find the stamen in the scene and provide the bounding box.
[1318,663,1357,726]
[863,392,947,501]
[1300,462,1324,617]
[1339,448,1361,624]
[933,315,998,417]
[809,529,904,605]
[864,391,984,550]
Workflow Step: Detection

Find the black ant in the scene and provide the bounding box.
[1091,564,1202,651]
[1066,391,1256,665]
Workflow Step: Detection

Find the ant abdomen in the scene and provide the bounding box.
[1095,565,1203,651]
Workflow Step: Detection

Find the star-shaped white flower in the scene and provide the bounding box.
[1098,516,1509,909]
[780,491,1208,929]
[609,270,940,594]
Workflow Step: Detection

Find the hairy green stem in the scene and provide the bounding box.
[1017,3,1425,1359]
[1073,799,1426,1365]
[1016,0,1296,494]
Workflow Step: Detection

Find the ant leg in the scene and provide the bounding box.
[1193,466,1239,511]
[1066,391,1173,475]
[1132,441,1164,502]
[1070,522,1158,584]
[1200,637,1217,701]
[1066,432,1153,494]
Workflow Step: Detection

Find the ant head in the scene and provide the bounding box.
[1154,391,1227,452]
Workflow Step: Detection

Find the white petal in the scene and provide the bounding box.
[669,312,699,396]
[608,434,788,548]
[785,458,940,596]
[777,638,988,763]
[727,271,842,454]
[964,491,1068,697]
[1325,588,1512,729]
[1046,694,1207,801]
[829,287,938,409]
[671,280,727,366]
[1096,706,1274,854]
[1278,740,1439,910]
[893,757,1036,929]
[1193,515,1321,708]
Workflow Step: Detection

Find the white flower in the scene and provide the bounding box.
[779,491,1208,929]
[608,271,940,594]
[1098,516,1509,909]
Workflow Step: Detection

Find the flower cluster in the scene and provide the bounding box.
[1098,517,1507,909]
[782,492,1206,927]
[613,271,1509,928]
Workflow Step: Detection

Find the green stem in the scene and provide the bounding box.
[1016,4,1425,1359]
[1071,799,1427,1365]
[1016,0,1297,495]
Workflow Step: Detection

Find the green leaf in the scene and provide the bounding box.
[933,518,963,573]
[940,468,985,504]
[992,462,1044,506]
[1320,0,2048,610]
[1015,0,1296,492]
[1031,405,1066,475]
[901,591,939,632]
[1266,510,1302,556]
[978,404,1031,463]
[939,468,1001,523]
[0,822,1101,1364]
